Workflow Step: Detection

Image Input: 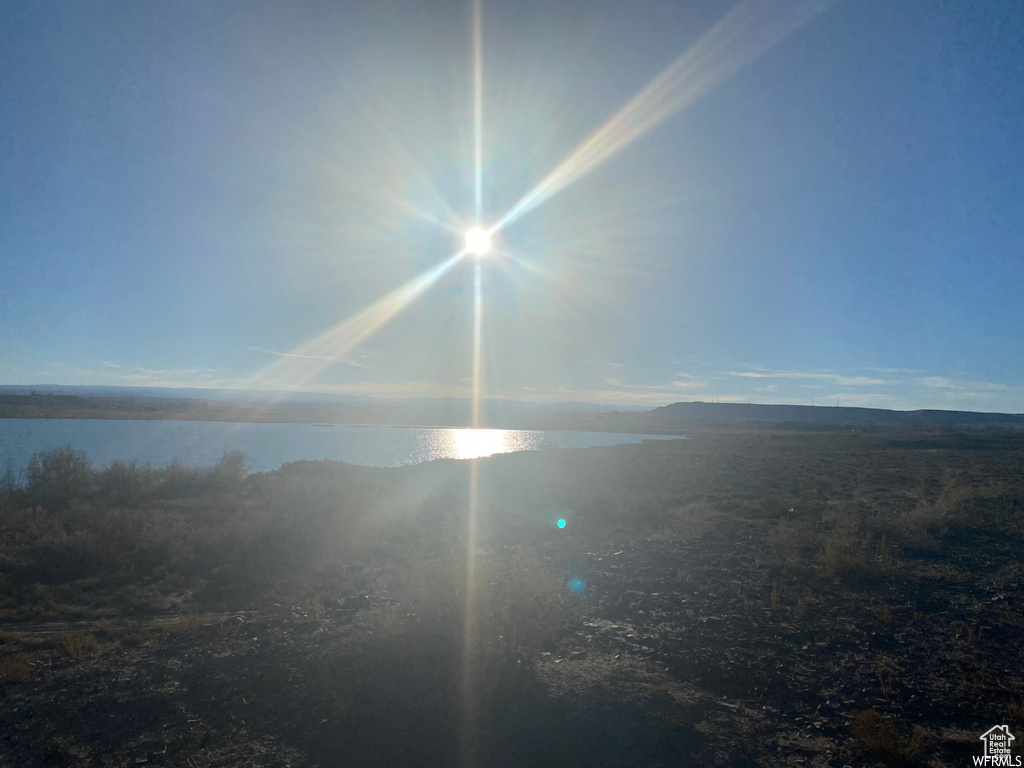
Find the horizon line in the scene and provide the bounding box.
[2,383,1023,417]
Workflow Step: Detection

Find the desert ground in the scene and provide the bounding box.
[2,426,1023,767]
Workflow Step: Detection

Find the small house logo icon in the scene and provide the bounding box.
[975,725,1020,766]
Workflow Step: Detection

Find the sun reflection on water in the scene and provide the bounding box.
[453,428,519,459]
[414,428,541,461]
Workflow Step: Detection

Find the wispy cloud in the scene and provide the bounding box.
[602,376,700,392]
[41,362,236,389]
[726,367,888,387]
[510,385,711,406]
[860,366,926,375]
[920,376,1010,392]
[115,366,226,387]
[246,346,374,369]
[304,379,472,399]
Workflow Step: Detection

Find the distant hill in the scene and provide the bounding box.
[0,388,648,430]
[642,401,1024,428]
[0,385,646,413]
[3,385,1022,432]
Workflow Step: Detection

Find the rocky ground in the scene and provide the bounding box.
[2,428,1023,766]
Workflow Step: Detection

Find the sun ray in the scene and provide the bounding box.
[246,250,467,393]
[490,0,831,234]
[473,0,484,222]
[287,95,465,235]
[471,259,484,426]
[462,6,487,766]
[459,454,482,768]
[459,260,486,768]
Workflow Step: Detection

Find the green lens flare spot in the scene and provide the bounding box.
[557,518,566,528]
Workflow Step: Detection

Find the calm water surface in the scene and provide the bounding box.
[0,419,682,473]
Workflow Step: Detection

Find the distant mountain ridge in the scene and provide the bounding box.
[3,385,1023,431]
[645,401,1024,427]
[0,385,647,413]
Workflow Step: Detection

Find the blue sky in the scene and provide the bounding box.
[2,0,1022,411]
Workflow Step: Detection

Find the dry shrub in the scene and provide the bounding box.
[935,469,1003,512]
[303,595,326,621]
[897,469,1004,546]
[896,504,952,547]
[813,497,908,578]
[0,653,31,682]
[766,518,820,570]
[165,611,202,635]
[96,460,164,505]
[951,621,983,648]
[872,602,893,623]
[815,542,864,579]
[663,501,719,542]
[873,653,899,697]
[26,446,93,510]
[795,597,811,619]
[0,630,30,647]
[851,709,929,763]
[60,632,96,660]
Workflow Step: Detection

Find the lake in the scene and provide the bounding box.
[0,419,682,473]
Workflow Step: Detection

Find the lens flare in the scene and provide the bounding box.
[557,518,566,528]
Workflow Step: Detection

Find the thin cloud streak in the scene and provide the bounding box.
[726,369,888,387]
[246,346,374,369]
[920,376,1012,392]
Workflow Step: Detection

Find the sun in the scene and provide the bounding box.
[464,227,491,256]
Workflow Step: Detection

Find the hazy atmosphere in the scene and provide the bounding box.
[3,0,1022,410]
[4,3,1024,767]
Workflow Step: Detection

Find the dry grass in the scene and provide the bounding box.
[0,630,31,647]
[765,518,820,570]
[816,542,865,579]
[998,611,1019,626]
[0,653,31,682]
[302,595,325,621]
[897,468,1005,546]
[951,621,983,648]
[662,501,719,542]
[60,632,97,660]
[795,596,811,619]
[162,611,202,635]
[872,602,893,623]
[1008,698,1024,725]
[874,533,894,570]
[851,708,929,763]
[874,653,900,697]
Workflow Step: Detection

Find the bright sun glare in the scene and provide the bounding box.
[453,428,508,459]
[464,227,491,256]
